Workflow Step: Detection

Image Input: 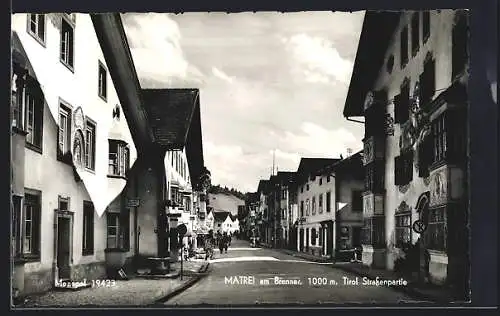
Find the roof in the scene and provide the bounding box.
[213,211,230,222]
[141,88,200,150]
[184,96,205,189]
[296,158,340,183]
[276,171,296,185]
[343,11,401,117]
[322,151,364,180]
[257,180,270,193]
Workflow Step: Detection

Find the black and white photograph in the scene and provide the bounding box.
[9,7,481,308]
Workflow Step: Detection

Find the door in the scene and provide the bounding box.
[305,228,309,252]
[327,222,333,256]
[299,229,304,251]
[352,227,362,248]
[57,217,71,279]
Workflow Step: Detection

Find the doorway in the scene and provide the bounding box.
[299,228,304,252]
[57,216,71,280]
[327,222,333,256]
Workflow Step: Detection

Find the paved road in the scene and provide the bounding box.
[166,239,421,306]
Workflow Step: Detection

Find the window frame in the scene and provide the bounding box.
[22,189,42,261]
[108,139,130,179]
[365,161,385,193]
[311,196,316,215]
[326,191,331,212]
[82,201,94,255]
[318,193,323,214]
[300,201,304,217]
[361,216,385,248]
[426,207,447,251]
[57,101,73,162]
[27,14,46,46]
[84,118,96,171]
[106,209,130,251]
[394,211,412,248]
[22,78,44,153]
[98,61,108,101]
[420,54,436,108]
[60,14,75,72]
[394,78,411,124]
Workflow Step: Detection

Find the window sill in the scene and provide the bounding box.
[11,126,29,136]
[27,30,46,48]
[26,142,42,154]
[82,250,94,256]
[105,248,129,253]
[429,160,448,172]
[85,167,96,174]
[15,255,40,264]
[98,94,107,103]
[107,174,127,180]
[57,153,73,165]
[60,59,75,73]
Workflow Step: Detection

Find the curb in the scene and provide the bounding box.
[331,264,453,303]
[154,263,210,304]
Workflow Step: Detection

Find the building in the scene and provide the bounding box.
[295,158,339,257]
[10,13,141,295]
[256,180,270,244]
[10,13,209,296]
[343,10,468,295]
[275,171,296,248]
[213,211,230,234]
[328,152,365,261]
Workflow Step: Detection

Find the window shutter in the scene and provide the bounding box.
[394,94,402,123]
[394,156,400,186]
[407,151,414,183]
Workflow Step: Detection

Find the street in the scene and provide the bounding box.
[166,239,421,305]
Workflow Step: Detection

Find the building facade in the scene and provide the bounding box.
[295,158,339,257]
[343,10,469,295]
[11,13,140,295]
[11,13,209,296]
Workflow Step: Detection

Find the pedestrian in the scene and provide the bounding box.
[223,232,229,253]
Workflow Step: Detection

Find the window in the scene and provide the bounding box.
[400,26,409,68]
[365,161,384,192]
[311,228,316,246]
[12,195,23,258]
[326,191,331,212]
[423,11,430,43]
[106,210,130,250]
[395,211,412,248]
[28,14,45,44]
[59,196,70,211]
[319,228,323,246]
[361,216,385,248]
[312,196,316,215]
[431,114,447,165]
[452,12,468,79]
[419,54,436,107]
[23,191,41,258]
[301,186,304,193]
[319,178,323,185]
[22,80,43,151]
[281,189,287,200]
[82,201,94,255]
[58,103,72,159]
[327,175,331,183]
[306,199,310,216]
[318,194,323,213]
[108,140,130,178]
[352,190,363,212]
[306,184,309,191]
[427,207,446,251]
[394,80,410,124]
[394,150,414,186]
[98,62,107,100]
[411,12,420,56]
[300,201,304,217]
[85,120,96,170]
[60,16,75,70]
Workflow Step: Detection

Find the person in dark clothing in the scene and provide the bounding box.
[223,232,229,253]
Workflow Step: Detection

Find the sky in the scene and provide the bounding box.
[122,11,366,193]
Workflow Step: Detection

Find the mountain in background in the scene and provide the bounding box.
[207,185,246,216]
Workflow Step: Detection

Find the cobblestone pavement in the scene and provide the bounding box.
[17,261,207,307]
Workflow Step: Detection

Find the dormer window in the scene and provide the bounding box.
[108,140,130,178]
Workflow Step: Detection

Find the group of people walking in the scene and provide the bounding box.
[203,230,232,260]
